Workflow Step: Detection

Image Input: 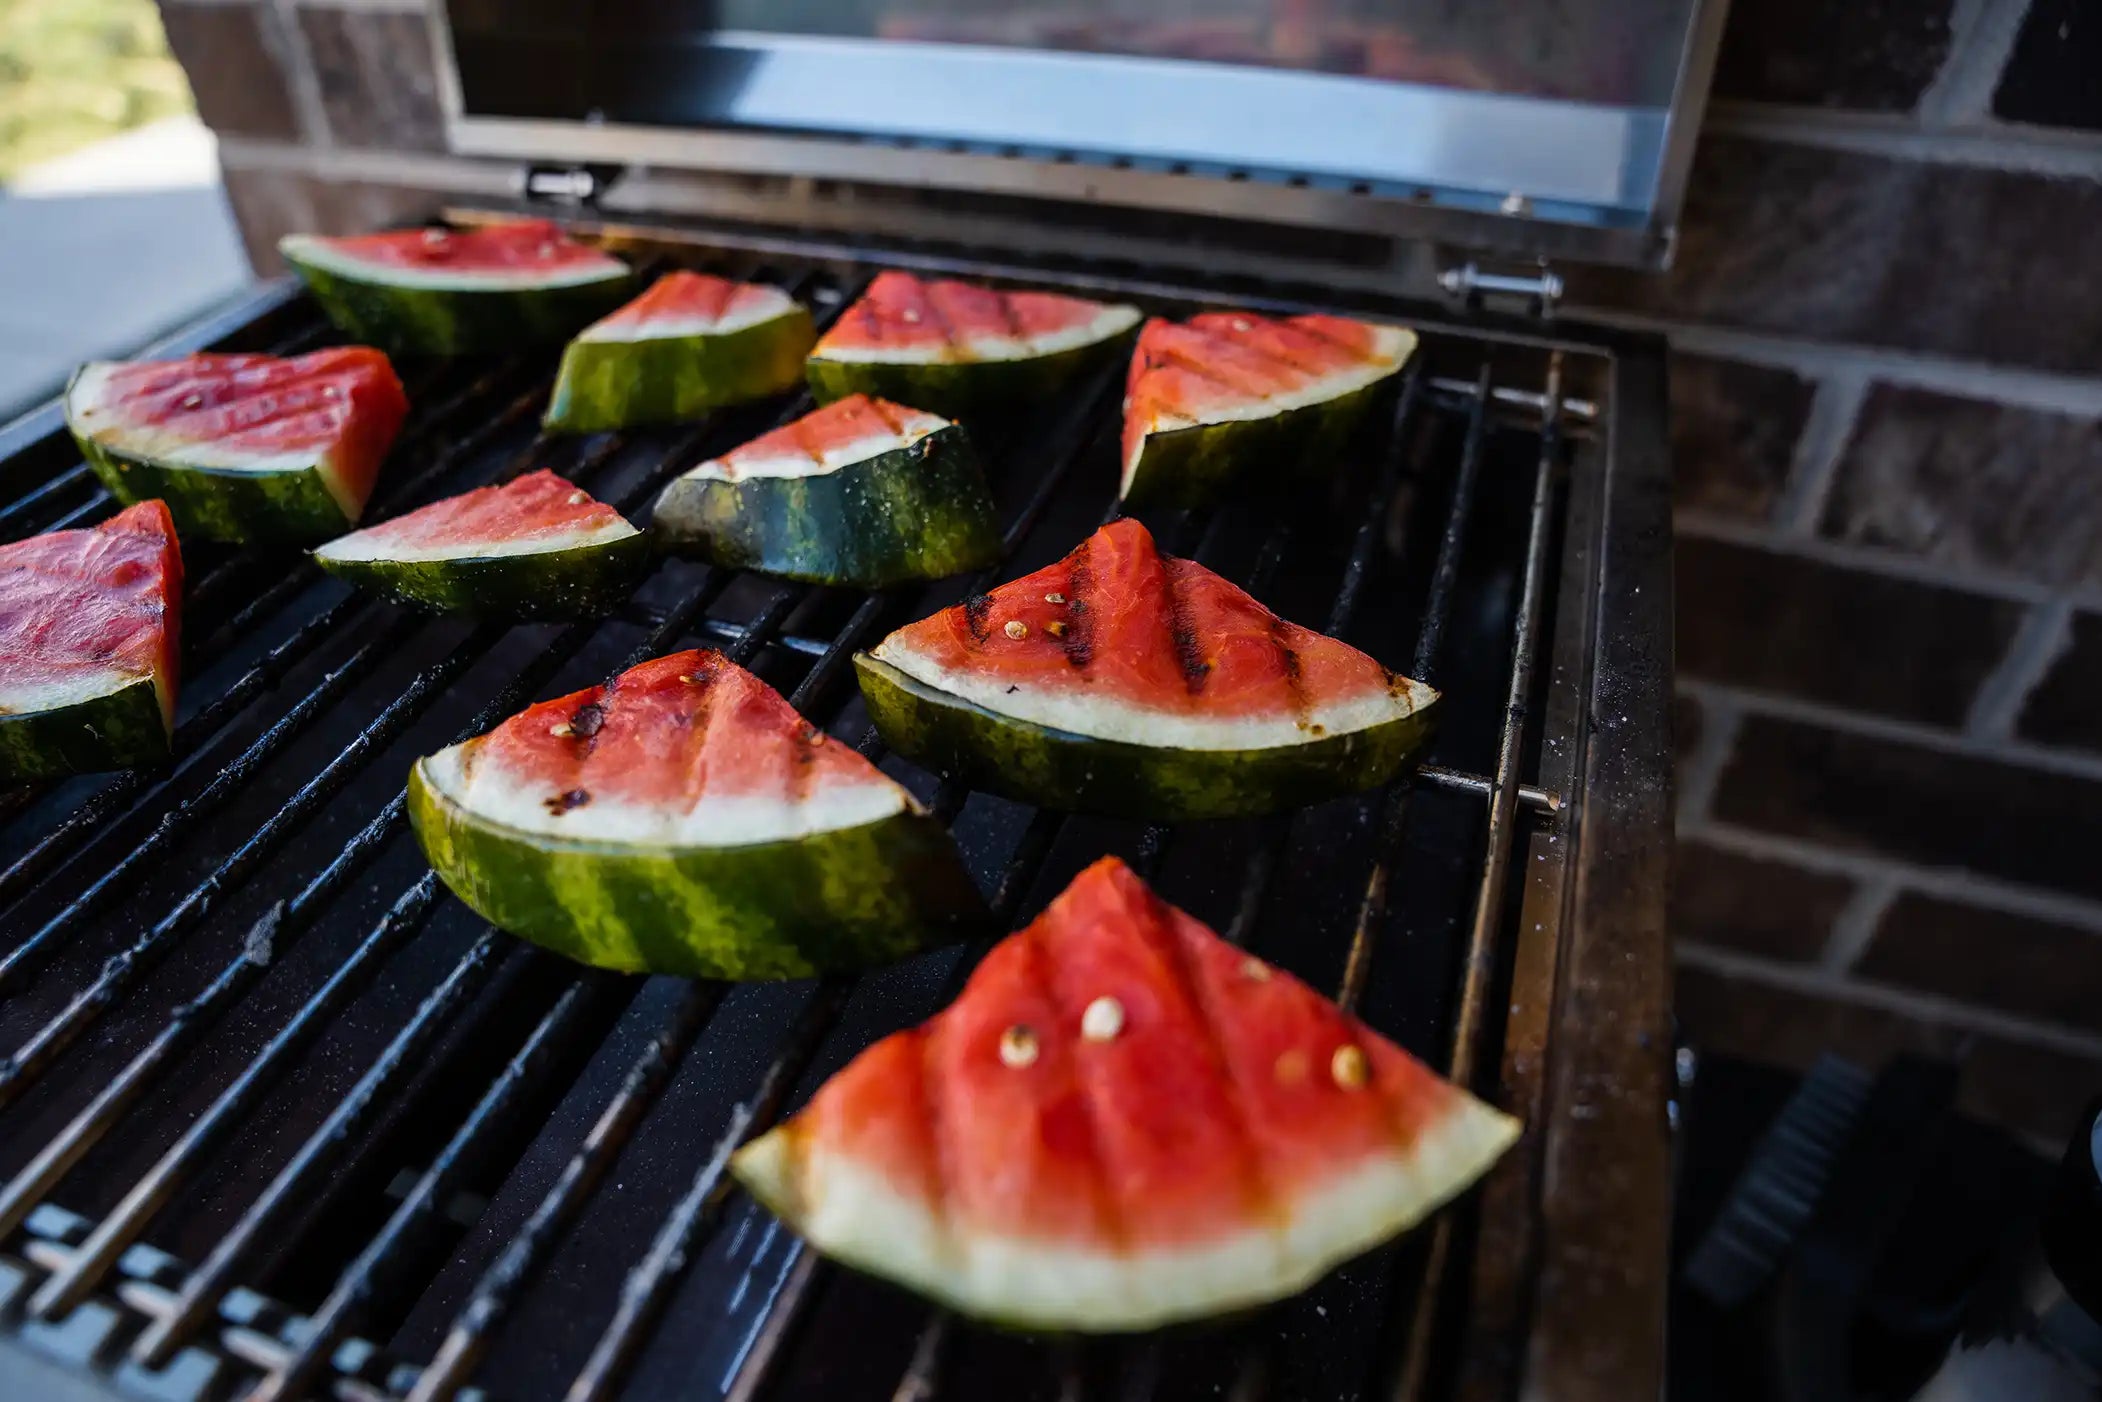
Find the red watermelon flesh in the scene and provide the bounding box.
[733,856,1519,1329]
[68,349,408,515]
[1121,311,1413,489]
[418,649,918,848]
[869,518,1436,751]
[688,394,950,483]
[814,270,1140,363]
[313,469,635,564]
[576,270,803,343]
[285,219,627,288]
[0,499,182,723]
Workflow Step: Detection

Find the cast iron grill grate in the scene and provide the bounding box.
[0,226,1649,1402]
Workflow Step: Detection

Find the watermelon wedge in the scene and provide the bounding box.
[544,271,816,433]
[854,518,1438,820]
[733,855,1520,1332]
[408,649,985,980]
[313,469,647,618]
[806,271,1141,418]
[0,500,183,782]
[66,349,409,545]
[653,394,1001,588]
[1120,311,1416,509]
[279,220,633,356]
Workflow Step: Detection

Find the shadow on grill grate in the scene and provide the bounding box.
[0,233,1612,1402]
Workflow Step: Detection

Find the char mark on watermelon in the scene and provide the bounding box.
[280,220,633,356]
[854,518,1438,820]
[66,349,408,545]
[313,468,647,618]
[545,271,817,433]
[652,393,1002,588]
[1120,310,1416,510]
[732,856,1519,1332]
[409,648,985,980]
[0,499,183,782]
[806,270,1141,419]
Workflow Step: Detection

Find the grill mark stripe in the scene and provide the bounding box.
[1062,538,1094,670]
[962,594,994,647]
[1270,617,1311,727]
[1164,561,1210,695]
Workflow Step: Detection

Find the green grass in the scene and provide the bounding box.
[0,0,194,182]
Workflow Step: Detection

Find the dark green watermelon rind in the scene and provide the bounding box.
[279,242,633,356]
[805,330,1134,420]
[854,654,1439,822]
[0,676,170,783]
[407,763,988,980]
[69,421,353,545]
[652,423,1002,588]
[313,531,650,619]
[1120,370,1403,512]
[543,306,818,433]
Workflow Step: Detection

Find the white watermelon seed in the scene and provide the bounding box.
[1003,620,1029,639]
[901,308,921,323]
[1044,592,1065,604]
[1241,957,1270,981]
[548,722,573,737]
[422,228,448,245]
[1331,1045,1368,1089]
[568,491,588,504]
[1081,996,1124,1042]
[998,1024,1039,1067]
[180,394,202,410]
[1232,318,1253,331]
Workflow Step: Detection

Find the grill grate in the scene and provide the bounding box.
[0,226,1661,1402]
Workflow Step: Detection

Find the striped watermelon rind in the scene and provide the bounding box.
[313,531,649,619]
[1121,372,1401,512]
[406,760,985,981]
[545,305,817,434]
[854,652,1439,821]
[806,330,1130,420]
[653,419,1001,588]
[280,234,633,356]
[0,677,169,784]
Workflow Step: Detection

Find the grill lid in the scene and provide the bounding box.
[431,1,1730,271]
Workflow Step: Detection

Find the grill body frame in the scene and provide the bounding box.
[0,214,1674,1402]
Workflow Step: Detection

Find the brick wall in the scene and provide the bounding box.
[155,0,2102,1144]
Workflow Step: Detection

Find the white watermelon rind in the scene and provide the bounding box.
[66,362,366,544]
[312,514,649,619]
[543,302,816,433]
[279,234,634,356]
[1121,324,1418,511]
[406,756,987,980]
[0,672,172,783]
[807,303,1141,418]
[731,1078,1520,1332]
[852,651,1440,821]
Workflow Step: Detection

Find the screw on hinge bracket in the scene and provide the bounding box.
[1438,260,1564,318]
[518,164,621,207]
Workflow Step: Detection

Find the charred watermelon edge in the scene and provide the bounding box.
[652,422,1003,588]
[853,653,1439,821]
[544,305,817,433]
[67,398,357,545]
[733,1084,1519,1333]
[407,761,988,980]
[806,330,1136,420]
[0,675,171,783]
[1121,370,1403,512]
[313,531,651,619]
[280,238,634,356]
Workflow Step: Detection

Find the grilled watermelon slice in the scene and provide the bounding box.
[280,220,633,356]
[545,271,816,433]
[313,469,646,618]
[806,271,1141,418]
[1121,311,1416,509]
[855,518,1438,820]
[408,649,985,980]
[733,855,1519,1332]
[0,500,183,782]
[66,349,409,545]
[653,394,1001,588]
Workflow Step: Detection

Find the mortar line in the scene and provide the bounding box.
[1918,0,2038,128]
[1675,510,2079,608]
[1817,875,1901,973]
[1773,372,1867,537]
[1677,941,2102,1061]
[1682,819,2102,937]
[1966,599,2075,741]
[262,0,337,149]
[1675,693,1742,830]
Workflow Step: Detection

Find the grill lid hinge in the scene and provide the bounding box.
[1438,259,1565,319]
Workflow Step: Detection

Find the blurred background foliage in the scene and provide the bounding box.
[0,0,194,182]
